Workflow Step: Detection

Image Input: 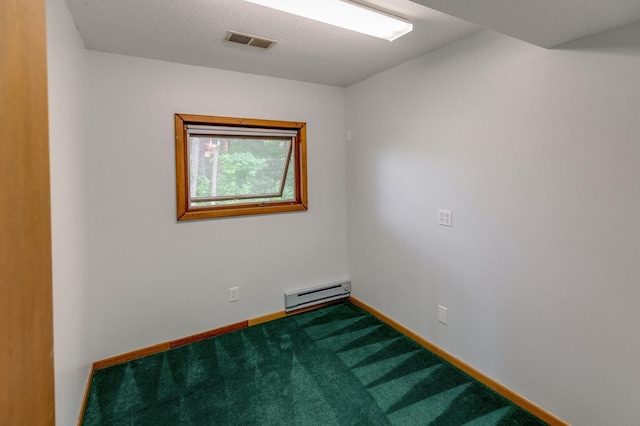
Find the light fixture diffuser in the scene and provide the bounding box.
[245,0,413,41]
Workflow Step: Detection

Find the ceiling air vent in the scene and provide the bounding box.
[224,31,277,49]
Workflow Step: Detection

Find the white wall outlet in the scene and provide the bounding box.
[229,287,239,302]
[438,305,448,325]
[438,209,452,227]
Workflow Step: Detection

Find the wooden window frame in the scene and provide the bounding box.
[175,114,308,221]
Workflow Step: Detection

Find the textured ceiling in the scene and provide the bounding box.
[409,0,640,48]
[65,0,640,87]
[64,0,480,87]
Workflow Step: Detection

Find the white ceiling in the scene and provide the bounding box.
[63,0,480,87]
[65,0,640,88]
[410,0,640,48]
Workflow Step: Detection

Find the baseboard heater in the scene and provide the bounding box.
[284,281,351,312]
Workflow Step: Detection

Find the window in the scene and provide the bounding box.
[175,114,308,220]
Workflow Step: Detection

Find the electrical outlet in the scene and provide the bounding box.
[438,305,448,325]
[438,209,452,227]
[229,287,239,302]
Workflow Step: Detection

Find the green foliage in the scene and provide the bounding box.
[196,176,211,197]
[194,137,295,203]
[217,151,266,196]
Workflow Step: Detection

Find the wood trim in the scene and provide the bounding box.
[0,0,55,423]
[298,124,308,208]
[174,113,308,221]
[91,301,344,371]
[170,321,248,348]
[249,299,347,326]
[349,297,569,426]
[92,320,251,370]
[249,311,288,326]
[175,113,189,219]
[82,298,568,424]
[81,300,368,422]
[180,203,307,221]
[77,365,95,426]
[175,114,305,130]
[93,343,171,370]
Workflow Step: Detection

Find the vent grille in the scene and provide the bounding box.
[225,31,277,49]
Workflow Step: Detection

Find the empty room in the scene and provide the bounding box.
[5,0,640,424]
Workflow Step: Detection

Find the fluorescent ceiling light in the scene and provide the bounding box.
[245,0,413,41]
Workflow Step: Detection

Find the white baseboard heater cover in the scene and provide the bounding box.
[284,281,351,312]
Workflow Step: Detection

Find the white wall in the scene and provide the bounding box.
[47,0,92,424]
[53,4,640,423]
[346,26,640,426]
[86,52,348,360]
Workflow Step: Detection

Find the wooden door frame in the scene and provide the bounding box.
[0,0,56,423]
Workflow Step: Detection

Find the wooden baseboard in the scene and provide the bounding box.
[349,296,569,426]
[81,298,566,425]
[248,299,346,326]
[92,342,171,371]
[91,320,250,371]
[77,364,94,426]
[91,300,346,372]
[169,321,248,349]
[81,299,345,422]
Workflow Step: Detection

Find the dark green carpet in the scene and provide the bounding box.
[82,302,547,425]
